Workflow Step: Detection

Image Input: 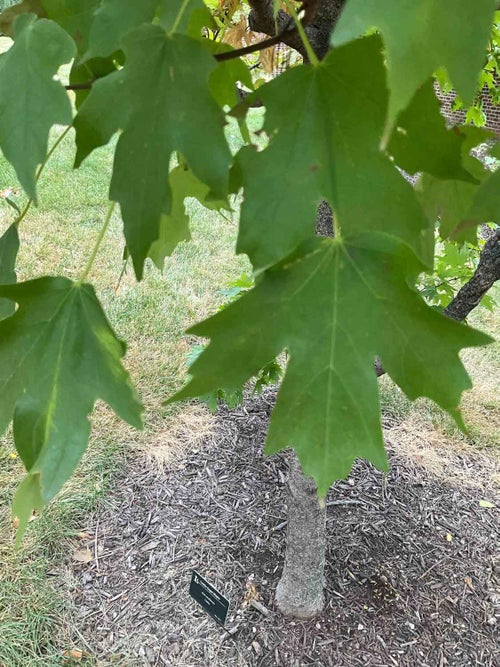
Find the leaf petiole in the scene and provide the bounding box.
[282,0,319,66]
[14,125,72,228]
[168,0,192,36]
[77,201,116,284]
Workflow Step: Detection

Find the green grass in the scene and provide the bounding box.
[0,102,258,664]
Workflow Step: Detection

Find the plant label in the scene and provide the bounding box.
[189,570,229,626]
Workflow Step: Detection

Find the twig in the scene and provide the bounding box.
[94,519,100,574]
[66,78,97,91]
[14,125,71,226]
[249,599,273,617]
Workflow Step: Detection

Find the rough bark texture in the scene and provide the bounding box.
[274,204,333,619]
[248,0,345,61]
[444,228,500,321]
[275,454,326,618]
[316,200,334,236]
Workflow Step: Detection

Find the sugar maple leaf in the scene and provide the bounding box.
[172,236,490,494]
[332,0,497,129]
[0,278,143,540]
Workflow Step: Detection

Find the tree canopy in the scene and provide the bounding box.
[0,0,499,539]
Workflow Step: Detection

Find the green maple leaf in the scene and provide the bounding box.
[148,165,229,269]
[388,80,475,182]
[85,0,210,61]
[158,0,211,36]
[74,25,231,279]
[73,67,129,167]
[468,168,500,225]
[332,0,497,130]
[236,36,432,272]
[0,223,19,320]
[0,277,143,538]
[0,14,74,201]
[206,44,254,109]
[172,235,490,495]
[42,0,101,56]
[416,129,498,240]
[85,0,159,60]
[11,474,44,548]
[69,56,120,110]
[418,176,479,243]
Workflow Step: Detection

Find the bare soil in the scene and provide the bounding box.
[66,391,499,666]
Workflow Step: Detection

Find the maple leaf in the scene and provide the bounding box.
[0,224,19,320]
[332,0,497,130]
[0,13,75,201]
[42,0,101,56]
[468,168,500,227]
[158,0,212,36]
[172,235,490,495]
[74,25,231,279]
[85,0,160,60]
[0,277,143,540]
[388,80,476,182]
[235,36,433,272]
[416,132,499,241]
[148,165,230,270]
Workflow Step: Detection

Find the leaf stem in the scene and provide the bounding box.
[14,125,72,228]
[333,218,341,238]
[169,0,191,36]
[282,0,319,66]
[77,201,116,285]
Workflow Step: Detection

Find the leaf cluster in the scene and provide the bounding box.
[0,0,499,534]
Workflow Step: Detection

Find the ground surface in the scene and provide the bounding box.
[66,391,499,667]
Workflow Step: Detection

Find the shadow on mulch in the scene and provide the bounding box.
[67,391,499,667]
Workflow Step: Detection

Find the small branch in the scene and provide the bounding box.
[443,229,500,321]
[14,125,72,227]
[248,0,344,60]
[214,33,290,61]
[66,79,96,91]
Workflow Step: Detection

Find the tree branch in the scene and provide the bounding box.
[66,80,96,91]
[248,0,345,60]
[375,228,500,377]
[443,228,500,321]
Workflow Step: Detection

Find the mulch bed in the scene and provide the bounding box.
[67,391,499,666]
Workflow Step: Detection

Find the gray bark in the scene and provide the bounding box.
[275,454,326,618]
[274,202,332,618]
[248,0,345,61]
[316,200,334,237]
[444,228,500,322]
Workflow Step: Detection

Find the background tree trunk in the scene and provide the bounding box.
[275,454,326,618]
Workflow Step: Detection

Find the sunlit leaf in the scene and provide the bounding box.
[0,277,143,540]
[0,13,74,201]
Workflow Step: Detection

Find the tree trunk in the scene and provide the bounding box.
[275,454,326,618]
[274,202,332,618]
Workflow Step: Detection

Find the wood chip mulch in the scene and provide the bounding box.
[67,391,499,667]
